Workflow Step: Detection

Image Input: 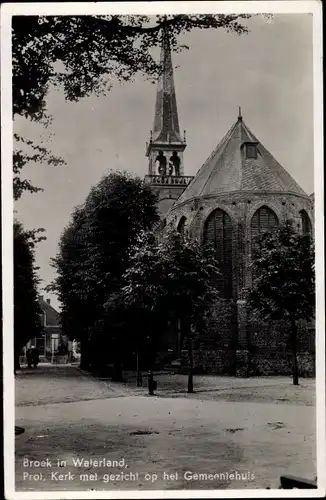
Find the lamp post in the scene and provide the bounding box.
[147,333,157,395]
[51,336,55,364]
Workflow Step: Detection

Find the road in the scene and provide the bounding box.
[14,364,316,492]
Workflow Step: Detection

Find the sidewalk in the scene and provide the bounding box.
[15,363,125,408]
[108,370,315,406]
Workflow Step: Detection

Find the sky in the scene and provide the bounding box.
[15,14,314,311]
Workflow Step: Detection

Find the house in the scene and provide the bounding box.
[26,296,71,361]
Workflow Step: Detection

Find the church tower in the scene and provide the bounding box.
[145,29,193,217]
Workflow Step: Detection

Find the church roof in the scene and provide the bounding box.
[151,30,183,144]
[176,113,307,205]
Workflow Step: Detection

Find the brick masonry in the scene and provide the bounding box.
[163,190,315,377]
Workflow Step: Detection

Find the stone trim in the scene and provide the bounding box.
[198,204,237,245]
[246,200,284,226]
[171,190,311,211]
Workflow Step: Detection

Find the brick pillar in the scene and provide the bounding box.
[236,299,250,377]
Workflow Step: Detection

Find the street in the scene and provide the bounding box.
[15,364,316,491]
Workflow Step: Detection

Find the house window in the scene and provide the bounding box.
[40,309,46,327]
[245,143,258,159]
[203,209,233,298]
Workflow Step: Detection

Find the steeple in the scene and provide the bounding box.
[144,27,192,218]
[146,28,187,177]
[152,29,183,143]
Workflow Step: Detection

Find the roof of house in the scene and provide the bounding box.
[176,113,307,205]
[39,297,60,327]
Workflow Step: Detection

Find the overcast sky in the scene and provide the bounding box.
[15,14,314,310]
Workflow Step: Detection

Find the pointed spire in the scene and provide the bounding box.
[238,106,242,120]
[152,27,182,143]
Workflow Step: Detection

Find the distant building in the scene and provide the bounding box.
[26,296,70,360]
[145,31,315,377]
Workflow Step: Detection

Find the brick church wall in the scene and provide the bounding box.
[167,190,315,377]
[246,311,315,376]
[184,300,237,375]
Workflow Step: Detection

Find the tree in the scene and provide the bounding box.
[49,171,159,372]
[13,132,66,201]
[247,221,315,385]
[13,14,250,200]
[14,221,43,372]
[115,228,221,392]
[13,15,250,121]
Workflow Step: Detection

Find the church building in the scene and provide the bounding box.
[144,32,315,377]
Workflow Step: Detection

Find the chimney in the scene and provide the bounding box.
[46,298,51,305]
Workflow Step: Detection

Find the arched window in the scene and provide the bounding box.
[203,209,233,298]
[177,216,187,236]
[251,206,279,239]
[300,210,312,236]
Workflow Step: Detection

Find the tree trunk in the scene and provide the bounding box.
[79,339,90,370]
[112,359,124,382]
[186,321,194,393]
[290,316,299,386]
[136,350,142,386]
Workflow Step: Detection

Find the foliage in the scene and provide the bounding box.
[248,220,315,385]
[13,13,250,370]
[13,14,250,120]
[12,14,249,199]
[57,337,68,355]
[247,221,315,322]
[107,227,221,355]
[49,171,159,366]
[14,220,43,368]
[13,132,66,201]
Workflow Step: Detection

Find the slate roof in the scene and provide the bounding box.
[177,115,307,205]
[152,30,183,144]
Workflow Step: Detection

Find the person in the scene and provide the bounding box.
[26,348,33,368]
[26,346,39,368]
[33,347,39,367]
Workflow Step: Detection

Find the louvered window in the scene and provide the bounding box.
[300,210,312,236]
[251,206,279,258]
[203,209,233,298]
[251,206,278,238]
[242,142,258,159]
[246,144,258,159]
